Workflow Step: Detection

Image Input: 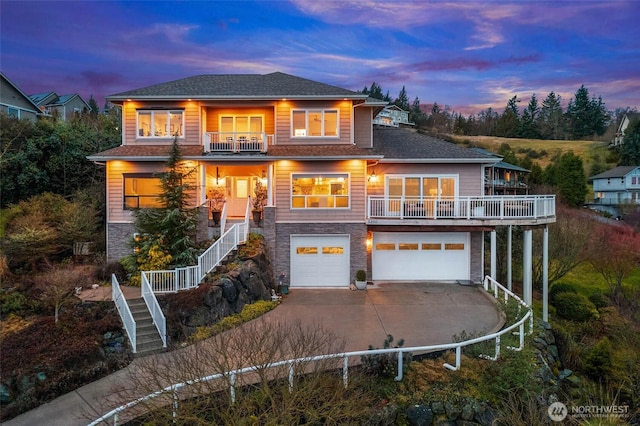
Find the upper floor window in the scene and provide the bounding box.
[6,107,19,118]
[292,110,338,137]
[387,175,457,198]
[137,110,184,138]
[291,173,349,209]
[123,174,162,209]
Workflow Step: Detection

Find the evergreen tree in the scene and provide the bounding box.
[544,151,587,207]
[619,117,640,166]
[495,96,520,137]
[88,95,99,116]
[565,85,609,139]
[539,92,564,140]
[519,94,540,138]
[129,137,199,271]
[410,96,426,127]
[394,86,410,111]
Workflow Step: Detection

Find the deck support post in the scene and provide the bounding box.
[507,225,512,291]
[543,225,549,322]
[490,230,497,280]
[523,229,533,306]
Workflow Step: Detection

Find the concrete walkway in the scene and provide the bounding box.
[4,282,502,426]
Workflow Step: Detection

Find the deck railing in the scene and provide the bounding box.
[203,132,273,153]
[367,195,555,220]
[112,275,136,353]
[89,275,532,425]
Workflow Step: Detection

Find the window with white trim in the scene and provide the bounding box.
[387,175,457,198]
[291,173,349,209]
[137,110,184,138]
[123,174,162,209]
[291,110,338,137]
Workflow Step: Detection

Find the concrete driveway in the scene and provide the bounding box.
[5,281,502,426]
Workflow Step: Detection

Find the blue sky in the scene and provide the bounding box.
[1,0,639,115]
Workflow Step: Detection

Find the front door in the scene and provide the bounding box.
[227,177,250,217]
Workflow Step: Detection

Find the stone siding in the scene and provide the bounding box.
[470,231,483,283]
[107,223,136,263]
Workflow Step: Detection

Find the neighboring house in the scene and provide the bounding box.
[0,72,43,121]
[472,148,530,195]
[88,72,555,293]
[589,165,640,216]
[611,113,639,147]
[30,92,91,120]
[373,104,414,127]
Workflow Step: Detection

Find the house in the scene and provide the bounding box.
[0,72,43,121]
[88,72,555,303]
[589,165,640,216]
[611,113,639,147]
[30,92,91,120]
[373,104,414,127]
[472,148,530,195]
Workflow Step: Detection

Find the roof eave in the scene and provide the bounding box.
[378,157,501,164]
[107,94,368,102]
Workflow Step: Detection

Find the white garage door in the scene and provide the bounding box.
[290,235,350,287]
[372,232,469,281]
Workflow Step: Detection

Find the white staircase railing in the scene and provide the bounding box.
[111,274,136,353]
[89,276,532,425]
[141,272,167,348]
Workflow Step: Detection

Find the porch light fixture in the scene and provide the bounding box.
[368,171,378,183]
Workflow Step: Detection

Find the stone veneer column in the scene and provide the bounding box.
[107,223,136,263]
[262,206,277,281]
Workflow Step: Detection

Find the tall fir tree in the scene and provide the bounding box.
[394,86,410,110]
[565,85,609,139]
[519,94,540,138]
[539,91,564,140]
[495,96,520,137]
[619,117,640,166]
[129,137,199,272]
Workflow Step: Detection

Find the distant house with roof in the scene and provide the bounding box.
[611,113,638,147]
[0,72,43,121]
[373,104,414,127]
[30,92,91,120]
[589,165,640,216]
[472,148,530,195]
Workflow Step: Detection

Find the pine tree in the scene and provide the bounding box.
[394,86,409,110]
[519,94,540,138]
[566,85,609,139]
[539,92,564,140]
[128,137,199,273]
[495,96,520,137]
[619,117,640,166]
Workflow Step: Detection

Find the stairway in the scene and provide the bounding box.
[126,298,165,357]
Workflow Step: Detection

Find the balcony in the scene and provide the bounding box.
[367,195,556,225]
[203,132,274,153]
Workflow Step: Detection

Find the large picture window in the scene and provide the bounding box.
[292,110,338,137]
[291,173,349,209]
[387,175,457,198]
[123,174,162,209]
[137,110,184,138]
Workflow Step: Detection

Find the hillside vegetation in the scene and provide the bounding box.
[446,134,613,171]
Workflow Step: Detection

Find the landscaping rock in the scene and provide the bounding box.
[444,401,460,420]
[405,404,434,426]
[461,403,474,420]
[431,401,445,415]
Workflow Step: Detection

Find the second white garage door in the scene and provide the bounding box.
[290,235,350,287]
[372,232,469,281]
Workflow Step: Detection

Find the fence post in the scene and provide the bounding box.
[343,356,349,388]
[288,361,294,393]
[395,351,404,381]
[230,372,236,404]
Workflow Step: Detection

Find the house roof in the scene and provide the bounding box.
[1,72,43,113]
[107,72,368,101]
[471,148,530,172]
[29,92,56,105]
[589,165,640,180]
[87,144,381,161]
[372,128,500,163]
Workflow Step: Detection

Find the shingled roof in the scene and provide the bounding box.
[589,165,640,180]
[108,72,367,101]
[373,128,498,163]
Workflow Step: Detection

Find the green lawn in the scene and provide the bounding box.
[553,262,640,296]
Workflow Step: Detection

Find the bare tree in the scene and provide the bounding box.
[95,318,378,424]
[37,265,91,323]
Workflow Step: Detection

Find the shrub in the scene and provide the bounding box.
[584,337,613,380]
[553,292,599,322]
[361,334,412,378]
[356,269,367,281]
[588,291,609,309]
[549,282,578,304]
[0,291,28,317]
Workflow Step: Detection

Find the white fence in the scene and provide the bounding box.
[368,195,555,220]
[141,273,167,349]
[89,275,532,425]
[111,275,136,353]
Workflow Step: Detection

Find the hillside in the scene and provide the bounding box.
[446,134,613,171]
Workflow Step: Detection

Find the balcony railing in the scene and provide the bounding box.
[367,195,555,220]
[203,132,273,153]
[591,196,640,206]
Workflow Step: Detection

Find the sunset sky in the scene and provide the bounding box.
[1,0,639,115]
